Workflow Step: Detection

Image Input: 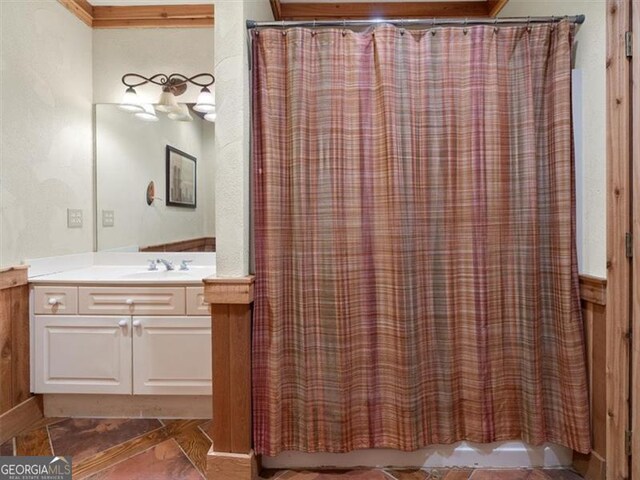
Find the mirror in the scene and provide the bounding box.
[95,104,215,252]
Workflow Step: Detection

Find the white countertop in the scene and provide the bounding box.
[27,252,216,285]
[29,265,216,285]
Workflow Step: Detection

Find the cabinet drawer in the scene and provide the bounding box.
[78,287,186,316]
[34,286,78,315]
[186,287,210,316]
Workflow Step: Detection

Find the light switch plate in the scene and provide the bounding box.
[67,209,83,228]
[102,210,115,227]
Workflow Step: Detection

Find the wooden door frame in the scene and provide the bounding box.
[632,0,640,478]
[608,1,633,479]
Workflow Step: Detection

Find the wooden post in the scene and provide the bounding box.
[203,276,257,480]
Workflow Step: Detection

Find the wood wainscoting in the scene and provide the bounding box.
[203,276,256,480]
[140,237,216,253]
[0,267,43,445]
[573,274,607,480]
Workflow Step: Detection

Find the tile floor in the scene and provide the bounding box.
[0,417,584,480]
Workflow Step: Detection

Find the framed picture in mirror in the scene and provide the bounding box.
[166,145,197,208]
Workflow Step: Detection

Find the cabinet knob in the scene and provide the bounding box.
[48,298,59,306]
[125,299,134,305]
[118,319,128,327]
[132,320,142,328]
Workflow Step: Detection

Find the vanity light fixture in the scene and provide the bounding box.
[120,87,144,113]
[204,111,217,122]
[119,72,216,122]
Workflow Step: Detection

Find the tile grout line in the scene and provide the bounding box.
[170,431,206,479]
[45,423,57,458]
[382,470,401,480]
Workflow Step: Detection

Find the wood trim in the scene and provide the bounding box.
[631,1,640,478]
[0,267,28,291]
[0,396,44,446]
[207,449,257,480]
[56,1,215,28]
[270,0,282,21]
[140,237,215,253]
[203,276,255,305]
[0,275,30,416]
[486,0,509,17]
[605,1,631,479]
[278,2,489,20]
[211,304,252,454]
[57,0,93,27]
[92,4,214,29]
[575,299,607,479]
[11,285,30,406]
[573,450,606,480]
[579,275,607,306]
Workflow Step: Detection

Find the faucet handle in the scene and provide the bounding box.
[148,259,158,271]
[180,260,193,271]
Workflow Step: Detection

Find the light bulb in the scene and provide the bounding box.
[119,87,144,113]
[193,87,215,113]
[204,109,216,122]
[157,90,180,113]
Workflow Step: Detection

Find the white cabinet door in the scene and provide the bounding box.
[133,316,212,395]
[34,316,132,394]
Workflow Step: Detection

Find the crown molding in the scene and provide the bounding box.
[57,0,214,28]
[269,0,509,21]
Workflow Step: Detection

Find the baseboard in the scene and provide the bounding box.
[573,451,606,480]
[207,449,257,480]
[261,442,573,470]
[43,394,212,418]
[0,396,43,444]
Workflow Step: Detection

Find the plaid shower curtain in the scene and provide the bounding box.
[251,20,591,456]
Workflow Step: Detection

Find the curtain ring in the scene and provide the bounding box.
[431,17,437,36]
[281,20,286,36]
[311,19,317,36]
[399,18,406,36]
[526,16,532,33]
[342,18,347,36]
[550,16,556,31]
[494,18,499,34]
[463,17,468,35]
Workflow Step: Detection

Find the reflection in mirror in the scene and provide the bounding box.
[95,104,215,253]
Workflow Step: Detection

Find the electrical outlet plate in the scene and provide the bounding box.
[67,209,83,228]
[102,210,115,227]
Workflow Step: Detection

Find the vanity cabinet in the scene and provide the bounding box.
[32,285,211,396]
[35,315,132,394]
[133,316,211,395]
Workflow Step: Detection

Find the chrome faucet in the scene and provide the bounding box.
[156,258,175,271]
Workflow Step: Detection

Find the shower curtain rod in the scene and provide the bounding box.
[246,15,585,30]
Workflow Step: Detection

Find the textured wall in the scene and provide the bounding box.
[0,0,94,268]
[93,28,215,104]
[95,105,215,251]
[213,0,272,277]
[500,0,607,277]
